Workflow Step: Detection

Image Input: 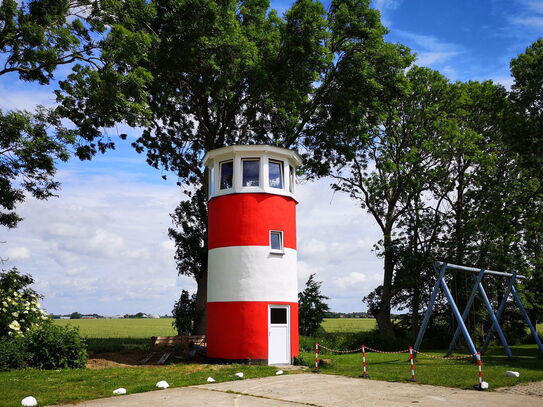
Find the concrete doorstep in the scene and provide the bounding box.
[55,373,543,407]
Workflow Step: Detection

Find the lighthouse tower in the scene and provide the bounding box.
[203,145,302,364]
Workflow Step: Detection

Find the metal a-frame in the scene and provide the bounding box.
[413,262,543,358]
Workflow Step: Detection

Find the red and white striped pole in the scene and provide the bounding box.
[476,352,484,390]
[359,345,369,378]
[313,343,320,373]
[408,346,417,381]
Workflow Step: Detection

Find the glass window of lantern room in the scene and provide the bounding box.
[270,230,283,253]
[242,158,260,187]
[269,160,283,189]
[289,165,295,193]
[220,160,233,190]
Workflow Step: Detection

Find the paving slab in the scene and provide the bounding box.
[53,373,543,407]
[55,386,301,407]
[198,373,543,407]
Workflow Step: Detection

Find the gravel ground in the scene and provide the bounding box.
[497,380,543,397]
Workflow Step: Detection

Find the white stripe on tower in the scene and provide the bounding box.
[207,246,298,303]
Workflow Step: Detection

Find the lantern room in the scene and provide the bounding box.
[203,145,302,364]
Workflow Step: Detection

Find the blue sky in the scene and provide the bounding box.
[1,0,541,315]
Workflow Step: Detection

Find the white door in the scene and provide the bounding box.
[268,305,290,365]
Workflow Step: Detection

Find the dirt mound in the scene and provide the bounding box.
[87,349,157,369]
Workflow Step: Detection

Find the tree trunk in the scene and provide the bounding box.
[376,230,396,339]
[193,272,208,335]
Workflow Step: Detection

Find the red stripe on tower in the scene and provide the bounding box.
[208,194,297,250]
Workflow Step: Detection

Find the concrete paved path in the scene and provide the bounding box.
[56,374,543,407]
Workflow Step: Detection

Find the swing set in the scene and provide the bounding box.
[414,262,543,358]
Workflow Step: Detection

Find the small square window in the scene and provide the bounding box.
[220,160,233,190]
[269,160,283,189]
[270,230,283,253]
[270,308,287,324]
[242,158,260,186]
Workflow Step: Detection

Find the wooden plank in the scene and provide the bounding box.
[157,352,172,365]
[138,352,155,365]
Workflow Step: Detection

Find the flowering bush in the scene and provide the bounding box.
[0,268,49,338]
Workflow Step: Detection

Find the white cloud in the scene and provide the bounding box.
[2,159,385,314]
[372,0,403,27]
[0,84,56,111]
[512,16,543,28]
[5,247,31,261]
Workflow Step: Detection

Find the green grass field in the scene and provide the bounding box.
[54,318,178,338]
[321,318,377,332]
[54,318,178,353]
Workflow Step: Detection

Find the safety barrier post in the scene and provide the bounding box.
[313,343,320,373]
[359,345,369,378]
[476,352,484,390]
[408,346,417,381]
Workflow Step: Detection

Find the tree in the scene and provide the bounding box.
[69,312,82,319]
[0,0,107,228]
[332,66,456,338]
[55,0,411,334]
[298,274,329,337]
[507,38,543,173]
[172,290,196,336]
[0,108,73,228]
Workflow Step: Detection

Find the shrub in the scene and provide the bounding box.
[24,323,87,369]
[172,290,196,335]
[0,336,26,371]
[300,330,412,354]
[0,268,49,337]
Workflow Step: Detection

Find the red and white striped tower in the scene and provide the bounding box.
[203,145,302,364]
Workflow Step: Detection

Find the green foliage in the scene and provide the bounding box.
[0,268,49,337]
[55,0,413,333]
[0,109,73,228]
[172,290,196,336]
[0,0,106,84]
[0,0,109,228]
[507,38,543,172]
[70,312,82,319]
[24,322,87,369]
[0,336,25,371]
[298,274,330,336]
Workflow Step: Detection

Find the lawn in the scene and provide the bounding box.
[302,344,543,389]
[0,364,279,407]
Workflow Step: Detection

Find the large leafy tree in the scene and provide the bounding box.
[55,0,411,333]
[507,38,543,173]
[332,66,454,338]
[0,0,105,228]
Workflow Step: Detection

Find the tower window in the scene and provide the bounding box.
[289,165,295,193]
[269,160,284,189]
[220,160,233,189]
[242,158,260,186]
[270,230,283,253]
